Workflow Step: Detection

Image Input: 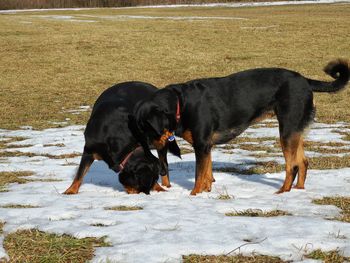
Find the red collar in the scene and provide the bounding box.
[176,99,181,123]
[118,147,140,171]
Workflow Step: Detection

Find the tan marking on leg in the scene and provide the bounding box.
[191,151,213,195]
[294,136,308,189]
[161,175,171,188]
[276,133,302,194]
[63,156,94,195]
[182,130,193,145]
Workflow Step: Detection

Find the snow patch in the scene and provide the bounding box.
[0,121,349,262]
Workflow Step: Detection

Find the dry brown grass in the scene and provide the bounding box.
[217,193,232,200]
[0,0,282,10]
[0,151,81,159]
[225,209,290,217]
[309,156,350,170]
[304,140,350,155]
[214,161,284,175]
[105,205,143,211]
[0,171,34,190]
[305,249,350,263]
[312,196,350,223]
[0,4,349,130]
[3,229,110,263]
[0,171,61,192]
[0,204,39,209]
[334,130,350,141]
[0,137,28,150]
[0,221,4,235]
[183,254,286,263]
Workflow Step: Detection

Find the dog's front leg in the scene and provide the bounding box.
[157,147,171,188]
[191,146,213,195]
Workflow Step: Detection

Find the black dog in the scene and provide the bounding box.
[130,60,349,195]
[64,81,180,195]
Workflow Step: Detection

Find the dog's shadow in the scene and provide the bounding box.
[82,159,284,192]
[83,161,124,192]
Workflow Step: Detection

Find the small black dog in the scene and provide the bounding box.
[130,60,349,195]
[64,81,180,195]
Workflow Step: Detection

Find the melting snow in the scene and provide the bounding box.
[0,121,349,262]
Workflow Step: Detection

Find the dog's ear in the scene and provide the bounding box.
[128,114,157,161]
[168,139,181,159]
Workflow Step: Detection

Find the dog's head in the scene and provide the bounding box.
[118,148,161,195]
[128,89,181,158]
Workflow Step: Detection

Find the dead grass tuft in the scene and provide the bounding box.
[0,171,34,189]
[0,204,40,209]
[105,205,143,211]
[0,221,4,235]
[333,130,350,141]
[214,161,284,175]
[183,254,286,263]
[312,196,350,223]
[3,229,110,263]
[90,223,109,227]
[0,137,28,150]
[305,249,350,263]
[0,171,60,192]
[225,209,290,217]
[43,143,65,147]
[0,151,80,159]
[304,140,350,155]
[309,156,350,170]
[181,147,194,155]
[217,194,232,200]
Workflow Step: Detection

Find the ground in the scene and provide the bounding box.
[0,119,350,262]
[0,1,350,262]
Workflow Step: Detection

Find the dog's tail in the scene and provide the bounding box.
[307,59,349,93]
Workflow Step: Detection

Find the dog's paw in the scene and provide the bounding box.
[63,188,78,195]
[153,183,167,192]
[293,185,305,190]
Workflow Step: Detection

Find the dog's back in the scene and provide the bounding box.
[84,81,157,156]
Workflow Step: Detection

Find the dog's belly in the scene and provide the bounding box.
[212,124,249,145]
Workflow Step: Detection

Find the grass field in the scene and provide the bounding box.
[0,3,350,130]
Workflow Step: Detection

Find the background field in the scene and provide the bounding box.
[0,3,350,130]
[0,0,282,10]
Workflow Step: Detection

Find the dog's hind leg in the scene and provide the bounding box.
[63,151,94,195]
[276,133,301,194]
[294,136,308,189]
[277,132,308,193]
[274,79,313,194]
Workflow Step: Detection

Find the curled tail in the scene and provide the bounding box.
[307,59,350,93]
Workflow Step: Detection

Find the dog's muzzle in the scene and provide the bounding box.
[153,130,175,149]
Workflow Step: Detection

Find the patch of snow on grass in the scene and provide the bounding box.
[0,121,349,262]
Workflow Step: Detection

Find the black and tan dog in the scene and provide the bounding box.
[130,60,350,195]
[64,81,180,195]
